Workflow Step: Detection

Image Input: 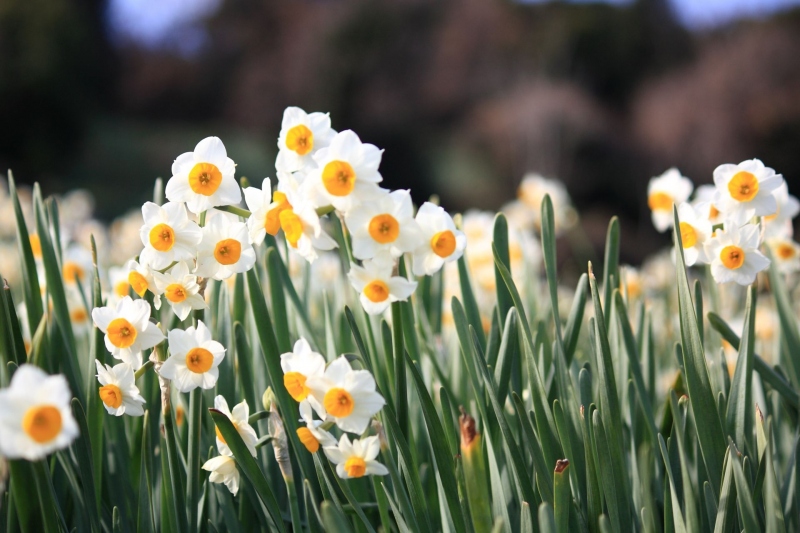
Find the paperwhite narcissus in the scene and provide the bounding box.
[764,181,800,239]
[194,214,256,280]
[296,400,337,453]
[91,296,165,368]
[0,365,79,460]
[276,107,336,173]
[159,321,225,392]
[766,237,800,273]
[310,130,384,213]
[213,395,258,457]
[323,434,388,479]
[61,245,94,287]
[691,184,724,226]
[411,202,466,276]
[202,455,240,496]
[675,202,712,266]
[95,361,146,416]
[306,356,385,434]
[166,136,241,214]
[347,258,417,316]
[277,187,337,263]
[138,202,202,270]
[515,173,579,233]
[647,168,693,232]
[345,189,421,261]
[712,159,783,226]
[152,261,206,321]
[124,259,159,298]
[705,223,770,285]
[107,265,132,304]
[280,338,326,413]
[243,177,277,246]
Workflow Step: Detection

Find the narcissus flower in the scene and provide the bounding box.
[675,202,712,266]
[705,223,769,285]
[139,202,202,270]
[712,159,783,225]
[647,168,693,232]
[411,202,466,276]
[764,181,800,239]
[61,245,94,288]
[515,173,578,233]
[766,237,800,273]
[91,296,165,368]
[213,395,258,457]
[296,400,336,453]
[347,259,417,316]
[194,214,256,280]
[159,321,225,392]
[243,177,278,246]
[152,262,206,320]
[202,455,240,496]
[310,130,384,213]
[95,361,146,416]
[280,338,326,410]
[123,259,159,299]
[323,435,388,479]
[166,136,241,214]
[306,356,385,434]
[692,184,724,226]
[276,107,336,173]
[277,188,337,263]
[0,365,79,460]
[345,189,421,260]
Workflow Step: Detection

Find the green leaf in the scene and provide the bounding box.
[457,252,486,351]
[541,195,563,344]
[209,408,286,532]
[539,502,557,533]
[602,217,620,324]
[321,501,355,533]
[137,411,155,533]
[8,173,43,331]
[494,308,518,404]
[554,459,570,533]
[563,274,588,364]
[730,445,759,532]
[761,417,787,533]
[712,446,736,533]
[766,248,800,386]
[725,285,756,450]
[70,399,101,533]
[493,213,514,325]
[592,410,624,533]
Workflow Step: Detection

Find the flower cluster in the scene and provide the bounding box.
[647,160,800,285]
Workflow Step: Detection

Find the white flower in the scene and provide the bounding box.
[276,187,337,264]
[123,259,160,300]
[692,184,724,226]
[276,107,336,173]
[138,202,202,270]
[61,245,94,288]
[107,265,133,305]
[310,130,384,213]
[411,202,466,276]
[194,214,256,280]
[705,224,769,285]
[165,137,241,214]
[345,189,421,261]
[712,159,783,225]
[675,202,713,266]
[647,168,693,232]
[347,259,417,316]
[243,177,278,246]
[95,361,146,416]
[766,237,800,274]
[0,365,80,460]
[202,455,240,496]
[160,321,225,392]
[152,262,206,320]
[306,356,385,434]
[764,181,800,239]
[68,296,92,336]
[213,396,258,457]
[323,435,388,479]
[280,338,327,411]
[296,400,337,453]
[91,296,165,368]
[515,173,578,234]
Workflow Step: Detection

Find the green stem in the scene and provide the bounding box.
[134,360,154,380]
[284,478,303,532]
[186,388,203,531]
[215,205,251,218]
[248,410,271,424]
[315,205,335,217]
[391,302,408,440]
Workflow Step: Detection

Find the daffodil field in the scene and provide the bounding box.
[2,107,800,533]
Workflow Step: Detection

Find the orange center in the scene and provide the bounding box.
[363,280,390,303]
[99,384,123,409]
[368,214,400,244]
[679,222,697,249]
[165,283,187,303]
[22,405,62,443]
[129,271,149,297]
[188,162,223,196]
[149,223,175,252]
[63,262,85,284]
[266,191,291,236]
[286,125,314,155]
[324,387,355,417]
[648,192,673,212]
[297,427,320,453]
[431,230,457,258]
[214,239,242,265]
[29,234,42,258]
[279,209,304,248]
[322,161,356,196]
[284,371,310,402]
[107,318,137,348]
[776,243,796,260]
[728,171,759,202]
[344,456,367,478]
[721,245,745,269]
[185,347,214,373]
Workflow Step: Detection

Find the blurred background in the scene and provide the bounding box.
[2,0,800,263]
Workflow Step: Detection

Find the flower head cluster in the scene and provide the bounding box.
[203,395,260,496]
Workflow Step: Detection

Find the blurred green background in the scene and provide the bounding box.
[2,0,800,261]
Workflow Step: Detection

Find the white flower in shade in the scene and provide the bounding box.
[347,258,417,316]
[152,262,206,320]
[61,245,94,288]
[712,159,783,225]
[296,400,337,454]
[165,136,241,214]
[764,181,800,239]
[68,296,92,336]
[692,184,724,226]
[281,338,327,413]
[310,130,384,212]
[647,168,693,232]
[411,202,466,276]
[675,202,713,266]
[306,356,385,434]
[95,361,146,416]
[213,395,258,457]
[202,455,240,496]
[107,265,133,304]
[705,224,769,285]
[276,107,336,173]
[124,259,159,299]
[91,296,165,368]
[194,214,256,280]
[345,189,421,260]
[159,321,225,392]
[276,187,337,264]
[0,365,79,460]
[515,173,579,234]
[766,237,800,273]
[323,435,388,479]
[138,202,202,270]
